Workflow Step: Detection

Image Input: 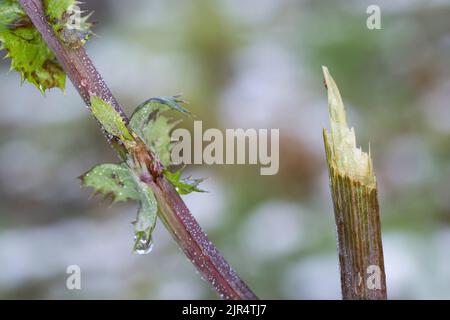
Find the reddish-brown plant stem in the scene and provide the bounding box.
[19,0,257,300]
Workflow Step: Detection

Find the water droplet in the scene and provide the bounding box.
[81,78,88,87]
[133,233,154,255]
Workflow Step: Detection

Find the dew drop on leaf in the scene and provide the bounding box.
[133,233,154,255]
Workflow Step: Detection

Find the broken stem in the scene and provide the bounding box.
[19,0,257,300]
[322,66,387,300]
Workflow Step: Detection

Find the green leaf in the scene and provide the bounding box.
[132,179,158,254]
[142,116,179,167]
[81,161,159,253]
[129,96,188,167]
[129,96,205,196]
[0,0,92,92]
[43,0,76,20]
[0,1,24,33]
[133,96,191,117]
[90,95,133,142]
[130,96,190,134]
[45,0,94,48]
[80,162,140,203]
[164,170,206,195]
[0,2,66,92]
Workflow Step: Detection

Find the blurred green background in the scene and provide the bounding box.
[1,0,450,299]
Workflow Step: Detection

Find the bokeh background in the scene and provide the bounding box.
[1,0,450,299]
